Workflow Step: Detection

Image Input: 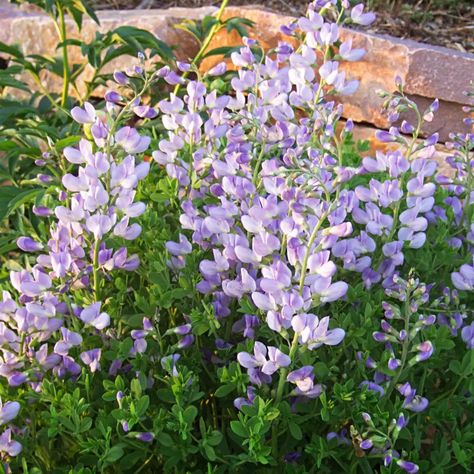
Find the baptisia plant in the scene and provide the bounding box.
[151,0,473,469]
[0,58,154,464]
[1,0,474,471]
[157,0,376,461]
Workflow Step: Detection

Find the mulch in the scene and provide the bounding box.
[93,0,473,54]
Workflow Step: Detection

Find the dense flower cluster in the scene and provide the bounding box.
[158,0,376,408]
[0,0,472,471]
[0,65,153,461]
[9,100,149,380]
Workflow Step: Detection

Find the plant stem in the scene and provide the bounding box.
[92,239,100,301]
[173,0,229,96]
[29,72,71,116]
[252,141,266,187]
[271,331,300,458]
[298,208,331,294]
[56,2,70,108]
[271,207,331,458]
[384,298,411,403]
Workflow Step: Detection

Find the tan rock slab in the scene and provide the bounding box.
[0,5,217,97]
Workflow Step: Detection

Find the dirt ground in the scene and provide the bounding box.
[93,0,473,53]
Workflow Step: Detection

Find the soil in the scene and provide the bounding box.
[93,0,473,54]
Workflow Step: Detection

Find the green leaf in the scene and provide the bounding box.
[156,432,174,447]
[183,405,198,424]
[0,41,24,59]
[224,17,255,38]
[449,360,463,376]
[230,421,247,438]
[136,395,150,417]
[104,445,124,464]
[207,430,223,446]
[111,26,175,62]
[54,136,81,151]
[202,46,241,59]
[288,421,303,441]
[214,384,235,398]
[156,389,175,403]
[0,187,43,220]
[452,440,467,467]
[130,378,142,398]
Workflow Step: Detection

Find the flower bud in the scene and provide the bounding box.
[360,439,373,450]
[113,70,128,85]
[177,334,194,349]
[136,432,154,442]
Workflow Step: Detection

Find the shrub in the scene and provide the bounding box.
[0,0,472,472]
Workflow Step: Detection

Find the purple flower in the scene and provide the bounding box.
[105,90,122,103]
[177,334,194,349]
[461,322,474,349]
[338,38,365,61]
[80,348,101,373]
[414,340,433,362]
[80,302,110,330]
[208,62,227,76]
[136,432,154,442]
[311,278,348,303]
[86,214,113,240]
[54,328,83,356]
[10,267,51,297]
[71,102,96,124]
[133,105,158,119]
[115,127,151,154]
[161,354,180,377]
[0,400,20,425]
[113,70,128,84]
[0,428,22,457]
[287,366,322,398]
[360,439,373,450]
[398,383,429,413]
[33,205,53,217]
[238,341,290,383]
[350,3,376,25]
[291,314,345,349]
[360,381,385,397]
[451,263,474,291]
[234,386,256,410]
[397,460,419,473]
[165,234,192,256]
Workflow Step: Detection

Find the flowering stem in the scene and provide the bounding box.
[92,239,100,300]
[384,104,422,245]
[252,141,266,187]
[384,298,411,403]
[56,2,70,108]
[459,144,473,229]
[298,208,330,294]
[272,331,300,458]
[173,0,229,96]
[29,71,71,116]
[271,204,332,457]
